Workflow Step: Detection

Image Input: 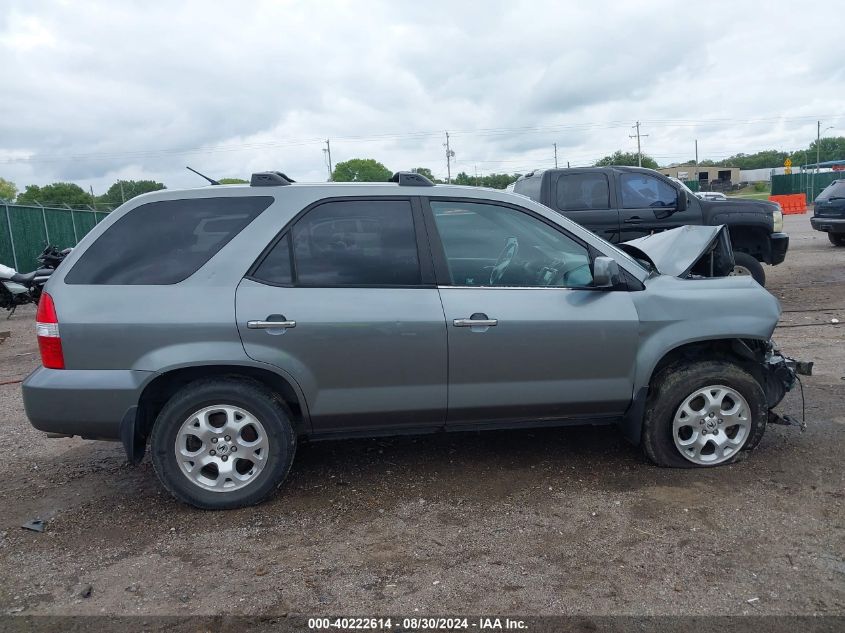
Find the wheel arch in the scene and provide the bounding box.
[621,336,768,445]
[125,362,311,464]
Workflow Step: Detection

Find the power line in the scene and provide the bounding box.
[4,114,842,165]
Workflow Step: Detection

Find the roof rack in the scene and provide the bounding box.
[251,171,296,186]
[390,171,435,187]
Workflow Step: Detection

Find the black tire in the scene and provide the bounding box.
[732,252,766,286]
[150,378,296,510]
[829,233,845,247]
[642,360,767,469]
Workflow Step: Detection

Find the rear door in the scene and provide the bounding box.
[236,197,448,434]
[616,172,703,241]
[423,197,639,426]
[550,171,621,243]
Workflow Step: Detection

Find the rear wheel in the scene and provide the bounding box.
[642,361,767,468]
[829,233,845,247]
[729,252,766,286]
[150,378,296,509]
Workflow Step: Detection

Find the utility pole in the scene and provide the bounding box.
[323,139,333,181]
[89,185,96,210]
[475,165,480,187]
[119,180,125,204]
[554,142,558,169]
[695,139,698,168]
[444,131,455,184]
[629,121,649,167]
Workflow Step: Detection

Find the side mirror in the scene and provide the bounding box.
[676,191,688,211]
[593,256,622,288]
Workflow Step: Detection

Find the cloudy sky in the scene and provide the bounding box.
[1,0,843,193]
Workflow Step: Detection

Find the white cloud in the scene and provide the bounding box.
[0,0,843,193]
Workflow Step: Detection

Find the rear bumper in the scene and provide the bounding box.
[22,367,152,440]
[810,217,845,233]
[769,232,789,265]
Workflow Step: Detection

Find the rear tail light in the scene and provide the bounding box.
[36,292,64,369]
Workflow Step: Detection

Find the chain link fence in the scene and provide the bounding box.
[1,202,111,272]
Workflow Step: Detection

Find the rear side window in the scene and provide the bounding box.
[66,196,272,285]
[816,180,845,201]
[252,234,292,285]
[513,175,542,201]
[556,173,610,210]
[291,199,421,286]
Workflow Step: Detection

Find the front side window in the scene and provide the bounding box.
[556,173,610,210]
[430,200,593,288]
[292,199,421,286]
[66,196,273,285]
[620,173,678,209]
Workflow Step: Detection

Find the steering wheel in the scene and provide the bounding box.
[489,238,519,285]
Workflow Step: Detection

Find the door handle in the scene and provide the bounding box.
[453,318,498,327]
[247,320,296,329]
[624,217,643,224]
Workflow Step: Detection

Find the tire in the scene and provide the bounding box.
[829,233,845,247]
[730,252,766,286]
[150,378,296,510]
[642,360,767,469]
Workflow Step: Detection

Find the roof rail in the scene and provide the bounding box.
[250,171,296,187]
[390,171,435,187]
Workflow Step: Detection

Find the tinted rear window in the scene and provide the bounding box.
[65,196,273,285]
[513,174,543,201]
[816,180,845,201]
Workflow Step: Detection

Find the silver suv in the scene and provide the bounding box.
[23,171,804,509]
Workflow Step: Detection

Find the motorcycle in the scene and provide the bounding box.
[37,245,72,269]
[0,245,70,317]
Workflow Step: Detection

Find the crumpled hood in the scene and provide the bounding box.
[617,225,732,277]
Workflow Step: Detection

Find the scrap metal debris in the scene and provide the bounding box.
[21,519,45,533]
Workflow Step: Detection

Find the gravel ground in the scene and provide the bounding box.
[0,214,842,617]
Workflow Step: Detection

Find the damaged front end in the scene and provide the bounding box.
[618,225,735,278]
[735,340,813,430]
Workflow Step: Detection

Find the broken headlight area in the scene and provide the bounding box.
[762,342,813,430]
[733,340,812,430]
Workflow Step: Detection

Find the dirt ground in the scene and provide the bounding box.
[0,214,842,618]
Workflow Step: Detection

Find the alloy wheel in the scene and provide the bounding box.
[672,385,751,465]
[175,405,269,492]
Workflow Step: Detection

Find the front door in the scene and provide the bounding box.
[424,198,639,426]
[616,172,703,241]
[237,198,447,434]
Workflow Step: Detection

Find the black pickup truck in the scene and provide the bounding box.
[512,166,788,286]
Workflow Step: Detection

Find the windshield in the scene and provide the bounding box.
[816,180,845,201]
[669,177,695,195]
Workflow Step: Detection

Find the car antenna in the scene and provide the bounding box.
[185,166,220,186]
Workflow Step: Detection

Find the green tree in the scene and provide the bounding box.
[452,171,522,189]
[332,158,392,182]
[16,182,93,207]
[0,177,17,201]
[410,167,441,183]
[806,136,845,165]
[98,179,165,205]
[218,177,248,184]
[594,151,659,170]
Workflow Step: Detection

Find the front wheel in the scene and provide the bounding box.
[150,378,296,509]
[642,361,767,468]
[729,252,766,286]
[829,233,845,247]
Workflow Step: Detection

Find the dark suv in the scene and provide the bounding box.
[513,166,788,286]
[22,171,804,509]
[810,179,845,246]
